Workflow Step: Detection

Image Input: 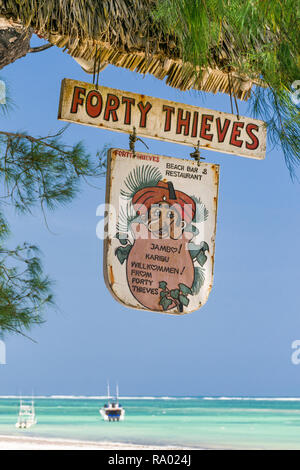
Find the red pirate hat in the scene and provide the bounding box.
[132,181,196,223]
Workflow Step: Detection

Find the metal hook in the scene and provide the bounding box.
[129,127,149,158]
[190,140,205,166]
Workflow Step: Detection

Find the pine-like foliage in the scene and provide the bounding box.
[154,0,300,175]
[0,126,105,337]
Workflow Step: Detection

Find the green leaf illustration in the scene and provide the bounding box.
[192,266,205,294]
[159,281,167,290]
[185,223,199,237]
[188,241,209,260]
[160,296,173,310]
[160,291,167,298]
[188,243,201,260]
[196,251,207,267]
[199,241,209,252]
[115,245,132,264]
[179,295,189,307]
[170,289,180,299]
[191,225,200,234]
[116,232,128,245]
[192,197,209,223]
[179,283,192,295]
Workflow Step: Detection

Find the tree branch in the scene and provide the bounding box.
[29,43,54,53]
[0,130,71,155]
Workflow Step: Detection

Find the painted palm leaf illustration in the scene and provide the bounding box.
[117,201,137,234]
[120,165,162,200]
[192,197,209,223]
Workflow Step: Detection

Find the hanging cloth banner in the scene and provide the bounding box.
[58,79,266,160]
[104,148,219,314]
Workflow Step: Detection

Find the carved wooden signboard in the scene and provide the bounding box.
[104,149,219,314]
[58,78,266,160]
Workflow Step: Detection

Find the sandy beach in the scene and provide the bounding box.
[0,435,195,450]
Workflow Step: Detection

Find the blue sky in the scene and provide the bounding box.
[0,36,299,397]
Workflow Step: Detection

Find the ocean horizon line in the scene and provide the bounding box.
[1,395,300,401]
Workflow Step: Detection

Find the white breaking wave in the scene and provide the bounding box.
[0,395,197,400]
[202,397,300,401]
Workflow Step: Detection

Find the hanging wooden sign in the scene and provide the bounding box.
[104,148,219,314]
[58,79,266,160]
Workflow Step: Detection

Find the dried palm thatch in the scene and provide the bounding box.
[0,0,265,100]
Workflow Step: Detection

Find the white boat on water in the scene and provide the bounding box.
[16,399,37,429]
[100,383,125,422]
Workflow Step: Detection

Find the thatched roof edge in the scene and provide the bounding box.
[0,0,265,100]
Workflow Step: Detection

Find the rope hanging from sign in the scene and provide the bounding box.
[228,72,240,120]
[92,46,101,89]
[129,127,149,158]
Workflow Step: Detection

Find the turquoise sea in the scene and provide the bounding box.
[1,397,300,449]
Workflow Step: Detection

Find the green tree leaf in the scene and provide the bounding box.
[0,127,106,337]
[154,0,300,175]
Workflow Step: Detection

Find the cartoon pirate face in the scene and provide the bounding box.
[147,202,184,239]
[132,181,196,240]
